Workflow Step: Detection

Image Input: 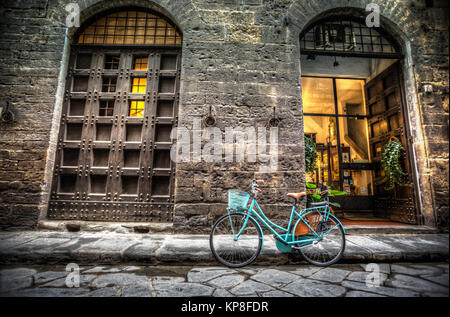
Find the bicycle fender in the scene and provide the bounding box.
[234,211,265,249]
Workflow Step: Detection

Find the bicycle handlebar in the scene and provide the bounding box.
[251,179,264,195]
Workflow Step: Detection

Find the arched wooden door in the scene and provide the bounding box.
[47,10,182,222]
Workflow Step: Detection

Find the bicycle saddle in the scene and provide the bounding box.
[286,192,306,199]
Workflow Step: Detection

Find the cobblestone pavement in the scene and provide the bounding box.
[0,262,448,297]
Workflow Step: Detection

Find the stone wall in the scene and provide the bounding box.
[0,0,67,230]
[173,0,305,232]
[0,0,448,232]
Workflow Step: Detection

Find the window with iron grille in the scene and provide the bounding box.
[77,10,182,45]
[99,100,115,116]
[300,17,401,58]
[102,77,117,92]
[48,9,182,223]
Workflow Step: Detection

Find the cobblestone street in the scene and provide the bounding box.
[1,262,448,297]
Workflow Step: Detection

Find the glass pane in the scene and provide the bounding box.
[301,77,335,114]
[129,101,145,117]
[338,117,373,196]
[102,77,117,92]
[335,79,366,115]
[131,77,147,93]
[77,10,181,46]
[134,57,148,70]
[105,55,120,69]
[300,20,397,55]
[99,100,115,116]
[304,116,339,188]
[342,169,373,196]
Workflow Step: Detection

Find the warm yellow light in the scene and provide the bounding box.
[77,11,182,45]
[129,101,145,117]
[131,78,147,93]
[134,57,148,70]
[328,119,336,139]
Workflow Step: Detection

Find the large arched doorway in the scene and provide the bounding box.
[300,16,418,224]
[47,8,182,223]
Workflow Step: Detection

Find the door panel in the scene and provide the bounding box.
[364,62,417,224]
[48,48,181,222]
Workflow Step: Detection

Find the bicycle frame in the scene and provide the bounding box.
[230,197,346,248]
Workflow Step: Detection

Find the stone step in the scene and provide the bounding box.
[343,225,439,235]
[38,220,173,234]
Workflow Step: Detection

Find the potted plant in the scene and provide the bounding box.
[305,182,346,211]
[376,137,412,190]
[303,134,346,211]
[305,135,318,174]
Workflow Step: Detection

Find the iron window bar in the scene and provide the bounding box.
[76,10,182,46]
[300,17,402,59]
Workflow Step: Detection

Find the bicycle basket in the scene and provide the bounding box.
[228,190,250,211]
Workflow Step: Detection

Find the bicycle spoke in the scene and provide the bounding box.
[210,213,262,268]
[298,210,345,267]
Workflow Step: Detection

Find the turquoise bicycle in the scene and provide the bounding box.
[209,179,346,268]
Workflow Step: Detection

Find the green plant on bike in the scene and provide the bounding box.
[209,179,346,268]
[306,182,346,210]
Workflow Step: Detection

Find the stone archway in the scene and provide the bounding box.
[285,1,436,228]
[39,0,201,224]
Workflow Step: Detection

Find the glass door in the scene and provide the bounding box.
[303,76,374,195]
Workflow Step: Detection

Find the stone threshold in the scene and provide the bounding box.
[344,225,439,235]
[38,220,173,234]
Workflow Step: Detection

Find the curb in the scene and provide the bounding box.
[0,232,448,266]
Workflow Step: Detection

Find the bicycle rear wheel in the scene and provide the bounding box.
[296,210,345,267]
[210,213,262,268]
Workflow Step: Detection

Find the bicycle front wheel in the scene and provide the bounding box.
[210,213,262,268]
[296,210,346,267]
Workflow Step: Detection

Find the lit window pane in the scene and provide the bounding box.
[134,57,148,70]
[302,77,335,114]
[129,101,145,117]
[131,78,147,93]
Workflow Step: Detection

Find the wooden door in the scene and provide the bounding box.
[365,62,417,224]
[48,48,181,222]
